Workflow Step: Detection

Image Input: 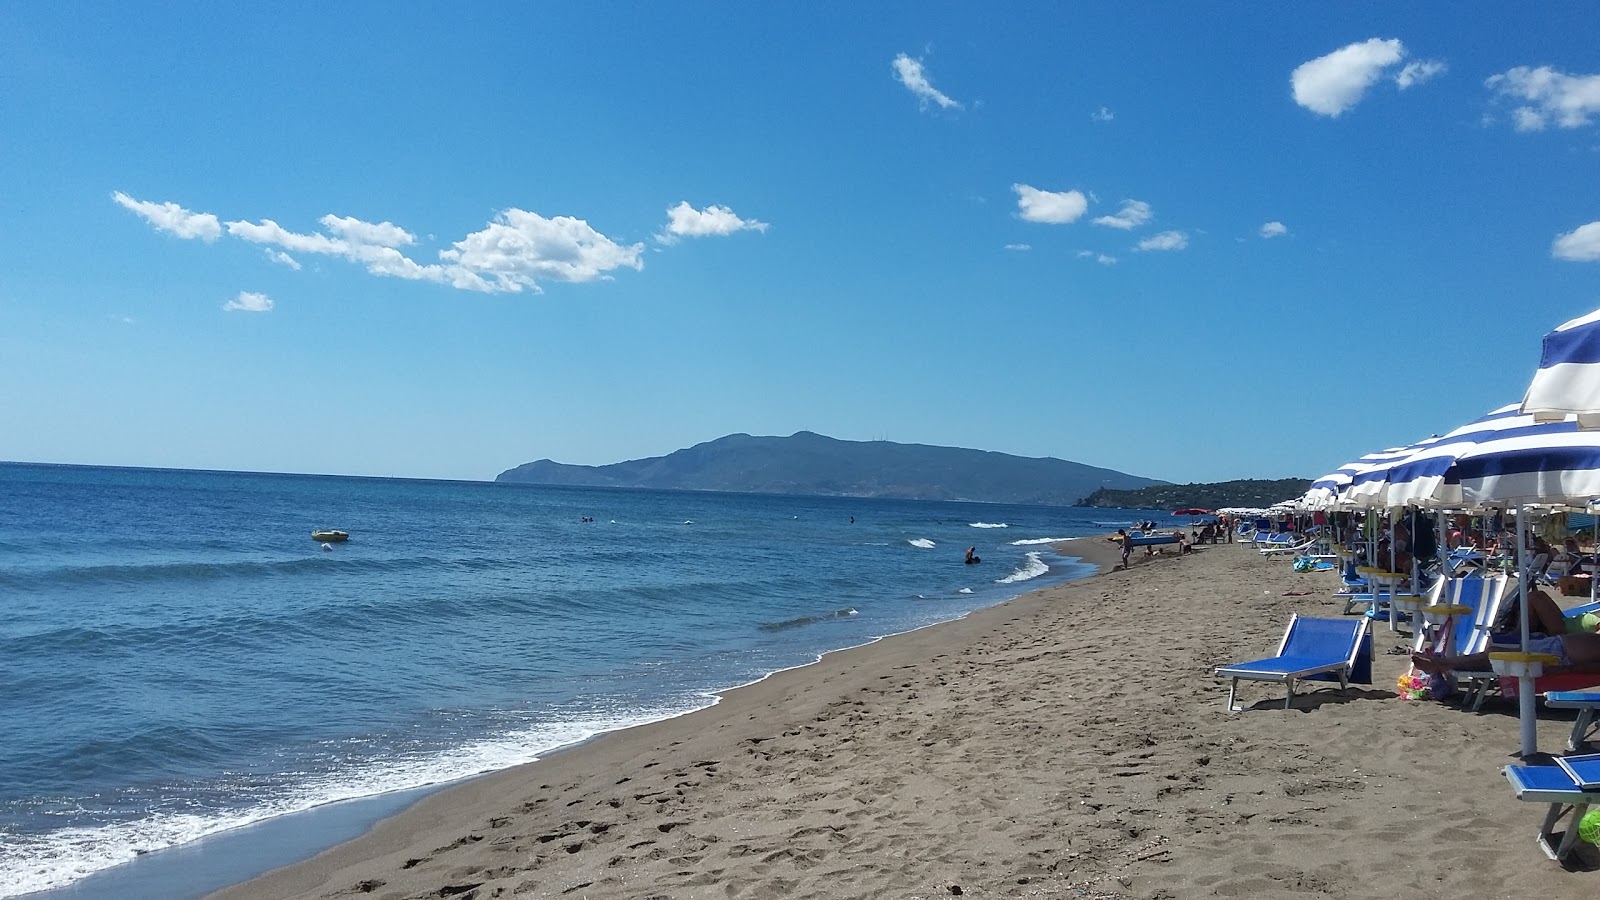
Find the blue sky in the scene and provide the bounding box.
[3,5,1598,485]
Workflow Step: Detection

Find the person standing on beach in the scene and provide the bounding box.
[1117,528,1132,569]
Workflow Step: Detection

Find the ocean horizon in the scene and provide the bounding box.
[0,462,1180,897]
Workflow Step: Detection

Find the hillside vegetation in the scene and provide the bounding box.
[1075,478,1310,511]
[497,432,1165,506]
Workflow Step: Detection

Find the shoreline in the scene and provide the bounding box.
[207,537,1593,898]
[199,541,1128,900]
[22,541,1118,900]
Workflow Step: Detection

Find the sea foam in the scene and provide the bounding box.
[907,538,936,549]
[1009,537,1074,546]
[995,551,1049,584]
[968,522,1009,528]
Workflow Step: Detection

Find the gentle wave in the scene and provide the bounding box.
[995,551,1049,584]
[907,538,936,549]
[0,709,686,897]
[1009,537,1074,546]
[757,608,860,632]
[968,522,1008,528]
[957,587,973,594]
[0,553,525,590]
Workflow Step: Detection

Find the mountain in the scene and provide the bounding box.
[495,431,1165,506]
[1075,478,1312,511]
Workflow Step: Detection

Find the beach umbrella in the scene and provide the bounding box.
[1451,423,1600,757]
[1172,507,1213,516]
[1304,446,1416,510]
[1364,405,1575,510]
[1521,307,1600,427]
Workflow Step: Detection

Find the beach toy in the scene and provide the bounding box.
[1580,612,1600,633]
[1579,808,1600,846]
[1397,671,1450,701]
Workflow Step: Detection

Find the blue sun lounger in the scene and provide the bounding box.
[1504,756,1600,861]
[1215,615,1371,712]
[1545,692,1600,752]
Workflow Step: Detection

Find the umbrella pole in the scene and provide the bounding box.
[1436,509,1447,576]
[1516,506,1537,758]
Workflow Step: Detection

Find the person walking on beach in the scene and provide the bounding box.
[1117,528,1132,569]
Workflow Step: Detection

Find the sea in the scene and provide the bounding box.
[0,462,1180,898]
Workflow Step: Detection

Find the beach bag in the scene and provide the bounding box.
[1397,670,1453,701]
[1292,556,1316,572]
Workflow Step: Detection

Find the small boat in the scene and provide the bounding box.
[311,530,349,543]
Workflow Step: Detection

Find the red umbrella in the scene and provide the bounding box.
[1172,507,1214,516]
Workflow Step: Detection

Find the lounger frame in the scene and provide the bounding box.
[1503,764,1598,861]
[1545,691,1600,752]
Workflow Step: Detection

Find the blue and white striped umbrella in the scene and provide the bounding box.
[1356,404,1578,509]
[1341,435,1446,508]
[1521,307,1600,428]
[1303,446,1415,509]
[1457,425,1600,506]
[1441,405,1598,759]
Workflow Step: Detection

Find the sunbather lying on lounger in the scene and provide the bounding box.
[1411,631,1600,675]
[1494,588,1589,639]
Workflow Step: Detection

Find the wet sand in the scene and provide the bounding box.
[212,538,1595,899]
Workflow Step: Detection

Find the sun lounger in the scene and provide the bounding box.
[1503,758,1600,861]
[1431,574,1514,710]
[1466,581,1600,708]
[1215,615,1371,712]
[1260,536,1315,557]
[1545,691,1600,752]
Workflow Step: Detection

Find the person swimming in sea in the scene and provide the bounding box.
[964,546,980,565]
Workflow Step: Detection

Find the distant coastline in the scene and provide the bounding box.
[497,431,1165,506]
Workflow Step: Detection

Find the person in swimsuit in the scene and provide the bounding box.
[1411,630,1600,675]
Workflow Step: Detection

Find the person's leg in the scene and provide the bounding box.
[1411,650,1493,674]
[1562,632,1600,669]
[1528,589,1569,636]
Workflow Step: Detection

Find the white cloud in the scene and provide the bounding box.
[1092,199,1152,230]
[319,214,415,247]
[114,193,682,294]
[1260,221,1289,238]
[892,53,962,110]
[1004,243,1031,251]
[1487,66,1600,131]
[112,191,222,241]
[223,291,273,313]
[1553,222,1600,261]
[1077,250,1117,265]
[437,210,645,291]
[1091,106,1114,122]
[1137,230,1188,251]
[658,202,768,244]
[1291,38,1405,117]
[1396,59,1446,89]
[1012,184,1088,224]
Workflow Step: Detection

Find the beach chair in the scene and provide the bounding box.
[1503,757,1600,861]
[1428,574,1516,710]
[1259,535,1314,557]
[1215,615,1371,712]
[1545,692,1600,752]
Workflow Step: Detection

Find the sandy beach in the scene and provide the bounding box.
[212,538,1595,900]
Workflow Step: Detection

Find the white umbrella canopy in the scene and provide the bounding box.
[1362,405,1575,510]
[1304,446,1416,510]
[1444,420,1600,758]
[1456,427,1600,507]
[1521,307,1600,428]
